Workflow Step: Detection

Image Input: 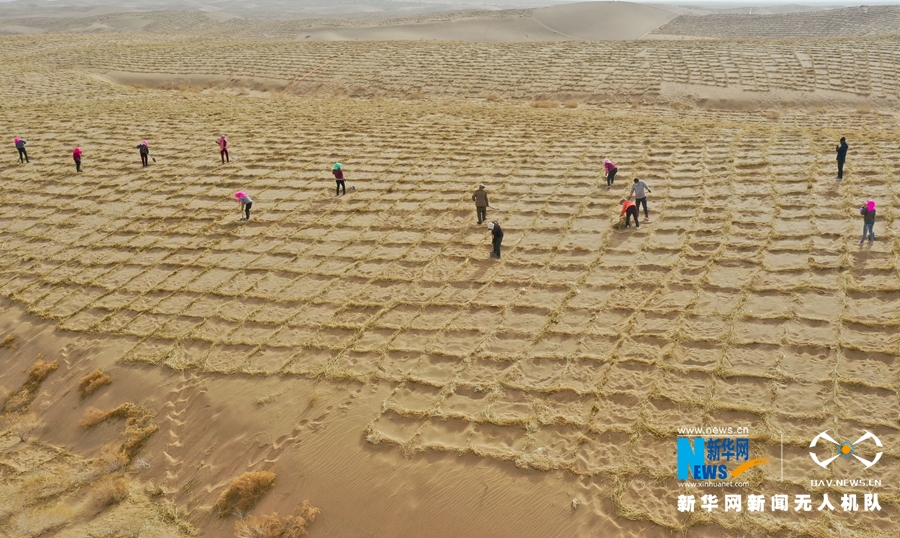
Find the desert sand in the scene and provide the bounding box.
[1,2,900,537]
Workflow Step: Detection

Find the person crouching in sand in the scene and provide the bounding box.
[235,191,253,221]
[621,199,639,229]
[604,158,617,189]
[73,146,82,172]
[488,221,503,259]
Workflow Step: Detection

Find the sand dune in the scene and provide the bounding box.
[301,2,683,41]
[654,5,900,39]
[2,10,900,538]
[0,2,683,41]
[6,3,900,41]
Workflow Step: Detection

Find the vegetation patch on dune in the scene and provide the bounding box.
[216,471,277,517]
[3,359,59,415]
[234,500,320,538]
[80,403,159,463]
[78,369,113,398]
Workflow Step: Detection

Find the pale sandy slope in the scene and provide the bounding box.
[302,2,684,41]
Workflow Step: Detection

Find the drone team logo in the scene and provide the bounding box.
[809,431,883,469]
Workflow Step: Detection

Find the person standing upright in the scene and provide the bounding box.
[73,146,82,172]
[604,158,618,189]
[473,183,489,224]
[218,135,229,164]
[333,163,346,196]
[136,140,150,167]
[14,138,28,163]
[488,221,503,259]
[629,178,652,221]
[859,199,876,244]
[836,137,849,180]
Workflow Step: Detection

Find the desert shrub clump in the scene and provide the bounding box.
[216,471,277,517]
[0,334,16,348]
[234,501,321,538]
[92,474,130,507]
[2,359,59,414]
[531,100,558,108]
[80,403,159,463]
[79,369,113,398]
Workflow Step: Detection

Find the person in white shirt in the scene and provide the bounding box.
[629,178,652,221]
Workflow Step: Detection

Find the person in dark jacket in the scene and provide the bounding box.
[473,183,489,224]
[859,199,876,244]
[14,138,28,163]
[333,163,346,196]
[488,221,503,259]
[836,137,849,180]
[136,140,150,167]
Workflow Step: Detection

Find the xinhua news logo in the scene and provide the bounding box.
[677,437,768,480]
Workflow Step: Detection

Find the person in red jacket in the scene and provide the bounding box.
[218,135,229,164]
[73,147,82,172]
[621,199,639,229]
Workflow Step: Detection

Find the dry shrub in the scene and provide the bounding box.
[120,415,160,462]
[0,334,16,348]
[2,359,59,414]
[27,359,59,385]
[92,474,130,507]
[763,110,781,120]
[216,471,277,517]
[79,369,112,398]
[81,403,159,463]
[96,442,130,473]
[81,406,111,428]
[234,501,320,538]
[406,91,425,100]
[563,100,579,109]
[531,100,558,109]
[485,93,500,102]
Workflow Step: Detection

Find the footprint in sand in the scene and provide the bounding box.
[161,372,205,486]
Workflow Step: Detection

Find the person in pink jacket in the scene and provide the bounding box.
[235,191,252,221]
[218,135,229,164]
[604,158,617,189]
[73,147,82,172]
